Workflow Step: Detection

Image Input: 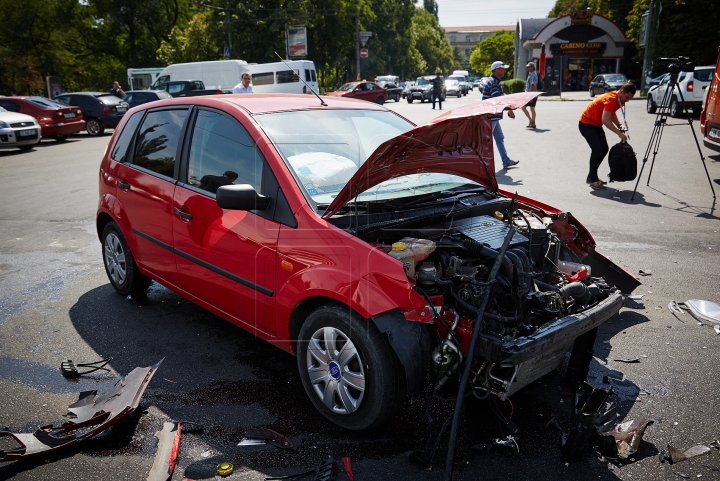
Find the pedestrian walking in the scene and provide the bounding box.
[109,81,125,98]
[522,62,538,128]
[233,73,253,94]
[578,82,636,190]
[432,72,443,109]
[482,61,518,169]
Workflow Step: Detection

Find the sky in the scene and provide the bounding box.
[420,0,558,27]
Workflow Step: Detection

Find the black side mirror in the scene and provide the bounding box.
[216,184,270,211]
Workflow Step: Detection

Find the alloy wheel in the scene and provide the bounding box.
[104,232,127,287]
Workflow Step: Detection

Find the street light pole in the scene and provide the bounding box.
[640,0,655,91]
[356,13,361,80]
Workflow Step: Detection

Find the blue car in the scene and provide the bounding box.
[122,90,172,109]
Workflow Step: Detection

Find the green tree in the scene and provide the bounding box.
[409,8,457,77]
[157,13,221,64]
[469,31,514,77]
[423,0,438,20]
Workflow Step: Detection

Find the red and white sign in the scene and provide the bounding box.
[359,48,368,59]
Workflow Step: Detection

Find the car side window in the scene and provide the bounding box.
[133,108,188,178]
[168,84,184,95]
[72,96,94,109]
[124,94,134,104]
[111,111,144,163]
[54,96,70,105]
[0,100,20,112]
[366,83,375,90]
[661,75,670,86]
[187,109,263,195]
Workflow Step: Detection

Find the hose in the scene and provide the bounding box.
[559,281,588,300]
[462,239,513,277]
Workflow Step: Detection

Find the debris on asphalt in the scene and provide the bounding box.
[472,435,520,457]
[614,357,641,363]
[0,359,162,461]
[628,294,644,300]
[674,472,691,479]
[60,357,112,378]
[216,462,233,476]
[639,270,653,276]
[665,444,712,463]
[714,325,720,335]
[669,300,720,324]
[710,440,720,450]
[342,457,354,481]
[147,422,181,481]
[594,419,653,459]
[237,427,294,450]
[562,382,611,461]
[702,464,720,471]
[265,458,336,481]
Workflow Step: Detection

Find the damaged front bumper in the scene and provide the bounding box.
[476,292,623,397]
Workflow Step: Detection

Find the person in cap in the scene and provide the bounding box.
[522,61,538,128]
[481,60,518,169]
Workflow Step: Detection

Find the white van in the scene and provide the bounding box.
[127,68,164,90]
[151,60,319,94]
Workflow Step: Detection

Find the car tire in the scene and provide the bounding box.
[589,87,595,98]
[394,94,400,102]
[86,118,105,136]
[407,98,413,103]
[102,221,152,297]
[457,92,462,98]
[54,135,68,142]
[18,145,34,151]
[376,96,385,105]
[646,95,657,114]
[296,303,404,431]
[670,97,682,118]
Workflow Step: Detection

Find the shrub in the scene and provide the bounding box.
[501,79,526,94]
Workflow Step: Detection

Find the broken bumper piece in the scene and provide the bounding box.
[0,359,163,461]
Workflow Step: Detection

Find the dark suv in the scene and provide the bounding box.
[54,92,129,136]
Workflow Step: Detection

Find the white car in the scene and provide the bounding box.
[0,106,41,151]
[646,66,714,117]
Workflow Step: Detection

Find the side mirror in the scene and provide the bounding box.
[216,184,270,211]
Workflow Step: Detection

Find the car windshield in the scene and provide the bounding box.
[27,97,68,109]
[694,68,713,82]
[445,80,459,86]
[0,107,6,112]
[337,83,356,91]
[605,75,626,82]
[416,78,432,86]
[254,109,474,205]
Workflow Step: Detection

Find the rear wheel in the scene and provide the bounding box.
[589,87,595,98]
[394,94,400,102]
[102,222,152,297]
[86,118,105,136]
[297,304,404,430]
[375,96,385,105]
[407,98,413,104]
[646,95,657,114]
[670,97,682,118]
[54,135,68,142]
[18,145,34,151]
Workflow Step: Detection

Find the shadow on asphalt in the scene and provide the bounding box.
[495,168,523,186]
[588,187,662,207]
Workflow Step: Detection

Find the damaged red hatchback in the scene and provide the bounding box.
[97,93,639,430]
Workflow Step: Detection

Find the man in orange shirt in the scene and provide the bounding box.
[578,83,636,190]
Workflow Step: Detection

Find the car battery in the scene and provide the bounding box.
[513,215,557,268]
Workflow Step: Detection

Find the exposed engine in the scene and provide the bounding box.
[378,210,618,400]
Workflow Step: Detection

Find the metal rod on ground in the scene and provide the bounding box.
[444,226,516,481]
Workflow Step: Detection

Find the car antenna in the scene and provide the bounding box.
[274,52,327,106]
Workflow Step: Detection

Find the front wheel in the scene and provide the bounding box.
[646,95,657,114]
[407,97,414,103]
[589,87,595,98]
[54,135,68,142]
[375,96,385,105]
[86,118,105,136]
[669,97,682,118]
[297,304,404,430]
[102,222,152,296]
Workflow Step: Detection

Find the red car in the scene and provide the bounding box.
[0,97,85,142]
[97,93,638,430]
[325,81,388,104]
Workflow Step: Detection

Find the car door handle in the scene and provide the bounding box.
[117,180,130,190]
[174,207,193,220]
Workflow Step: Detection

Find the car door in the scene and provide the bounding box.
[110,107,190,284]
[172,107,282,335]
[656,74,670,106]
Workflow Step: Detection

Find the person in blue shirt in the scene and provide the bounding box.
[522,61,538,129]
[482,61,518,169]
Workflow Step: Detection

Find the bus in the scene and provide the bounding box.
[127,68,164,90]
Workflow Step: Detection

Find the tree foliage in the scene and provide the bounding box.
[469,31,515,77]
[157,13,221,65]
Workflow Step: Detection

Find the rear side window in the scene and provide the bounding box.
[277,70,299,84]
[305,69,311,82]
[0,100,20,112]
[111,112,144,163]
[187,109,263,194]
[311,70,317,82]
[252,72,274,86]
[168,84,185,95]
[695,69,713,82]
[54,96,71,105]
[133,109,188,178]
[71,96,95,108]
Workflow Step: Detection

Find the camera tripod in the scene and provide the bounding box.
[631,71,716,200]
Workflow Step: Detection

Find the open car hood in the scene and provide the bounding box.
[322,92,542,218]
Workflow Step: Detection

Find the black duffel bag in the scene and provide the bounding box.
[608,141,637,182]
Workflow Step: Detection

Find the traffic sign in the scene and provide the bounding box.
[223,47,231,58]
[359,31,372,38]
[359,48,368,58]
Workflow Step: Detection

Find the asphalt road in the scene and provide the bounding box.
[1,91,719,481]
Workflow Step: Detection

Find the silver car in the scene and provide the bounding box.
[0,106,41,151]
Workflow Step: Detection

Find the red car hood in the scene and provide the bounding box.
[322,92,541,218]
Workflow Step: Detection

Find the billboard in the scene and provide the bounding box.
[288,26,307,58]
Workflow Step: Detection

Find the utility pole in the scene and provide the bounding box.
[226,0,232,58]
[640,0,654,91]
[356,13,360,80]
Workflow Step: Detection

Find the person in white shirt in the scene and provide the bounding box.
[233,73,253,94]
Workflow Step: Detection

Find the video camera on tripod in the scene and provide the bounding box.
[661,56,695,76]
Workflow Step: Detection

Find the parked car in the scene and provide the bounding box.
[444,79,462,98]
[589,74,628,97]
[406,77,445,103]
[0,96,85,141]
[646,74,667,89]
[325,81,388,104]
[376,81,402,102]
[400,81,414,99]
[700,50,720,153]
[151,80,224,98]
[448,75,469,95]
[123,90,173,108]
[96,93,636,431]
[0,106,41,151]
[647,66,714,117]
[54,92,129,136]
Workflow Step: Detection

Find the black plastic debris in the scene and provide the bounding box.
[665,444,711,463]
[562,382,612,461]
[265,458,336,481]
[702,464,720,471]
[60,358,112,378]
[638,270,652,276]
[238,427,294,450]
[0,359,162,461]
[147,422,181,481]
[673,471,690,479]
[472,435,520,457]
[614,357,640,363]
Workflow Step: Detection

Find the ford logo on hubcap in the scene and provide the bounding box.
[329,361,341,380]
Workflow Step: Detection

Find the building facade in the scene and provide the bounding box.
[515,12,630,93]
[444,25,515,66]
